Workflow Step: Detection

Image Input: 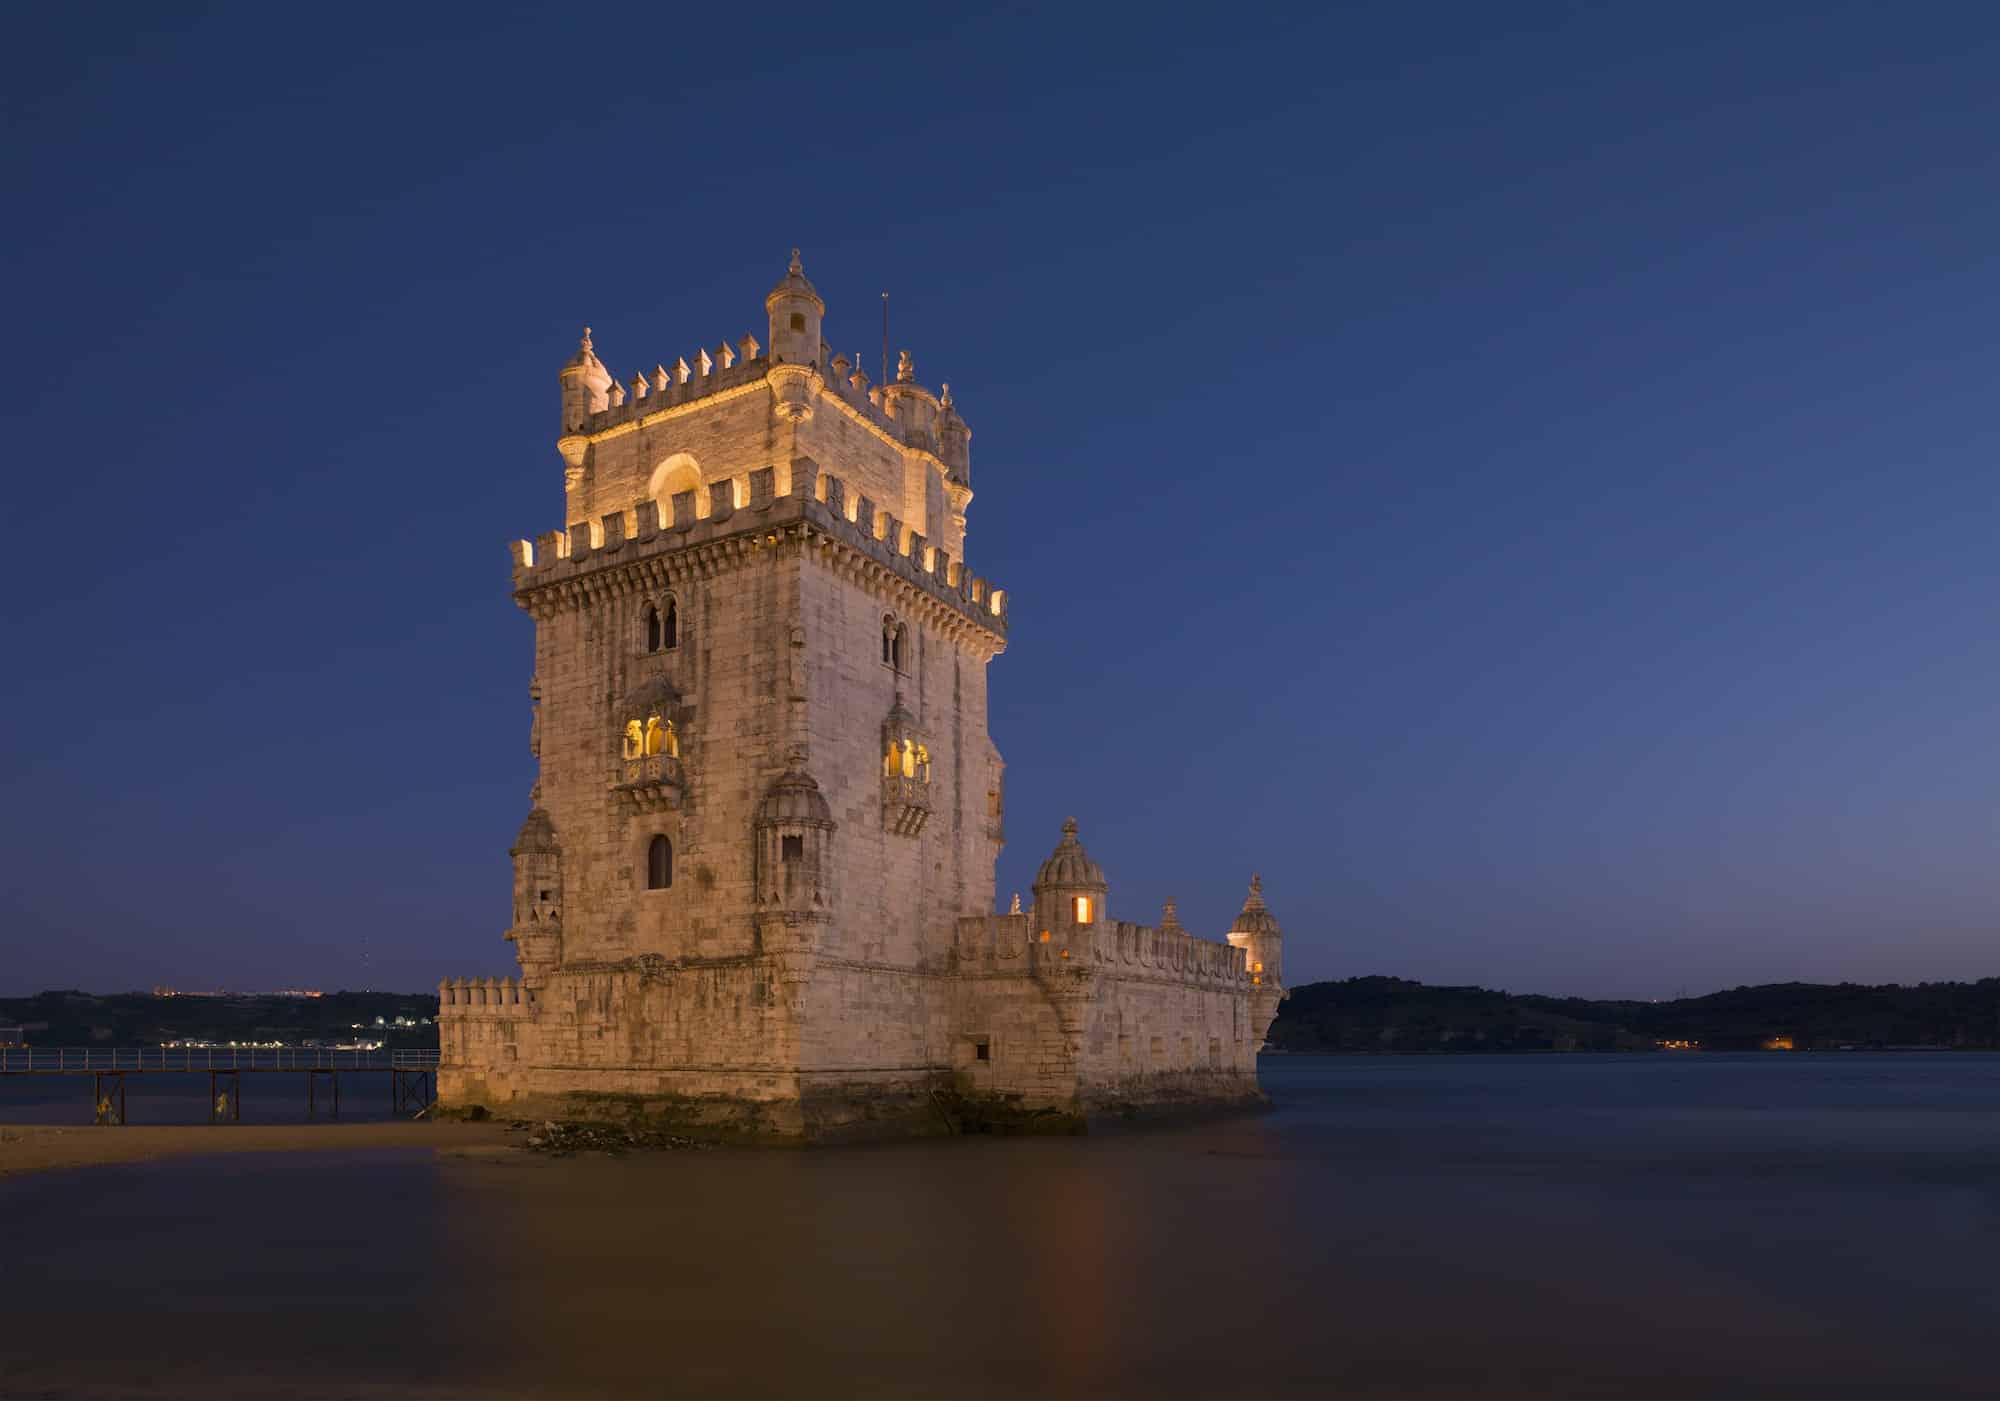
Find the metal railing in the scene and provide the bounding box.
[0,1047,441,1073]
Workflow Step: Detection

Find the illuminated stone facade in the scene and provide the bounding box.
[437,254,1286,1137]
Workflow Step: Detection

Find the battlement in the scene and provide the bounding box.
[565,344,965,479]
[954,912,1249,986]
[438,976,534,1016]
[508,459,1007,633]
[566,343,772,437]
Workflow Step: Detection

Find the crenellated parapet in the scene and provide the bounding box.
[438,975,536,1015]
[953,911,1250,989]
[507,459,1008,640]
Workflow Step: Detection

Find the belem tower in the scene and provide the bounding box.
[437,253,1287,1137]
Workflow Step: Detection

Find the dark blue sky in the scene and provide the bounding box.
[4,3,1996,998]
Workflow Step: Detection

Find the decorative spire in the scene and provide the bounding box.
[1062,816,1078,837]
[789,247,803,276]
[698,348,713,377]
[718,341,736,370]
[939,382,954,410]
[675,356,691,384]
[1009,892,1022,915]
[896,349,915,383]
[1245,874,1265,909]
[652,364,670,393]
[580,327,594,354]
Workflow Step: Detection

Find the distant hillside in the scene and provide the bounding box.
[1269,976,2000,1053]
[0,990,441,1049]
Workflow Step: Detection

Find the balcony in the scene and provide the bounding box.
[613,753,685,813]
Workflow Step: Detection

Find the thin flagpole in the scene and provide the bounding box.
[881,292,889,389]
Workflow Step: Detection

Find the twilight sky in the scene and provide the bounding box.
[3,3,1996,999]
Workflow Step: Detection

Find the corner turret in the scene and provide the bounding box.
[558,328,613,433]
[1032,817,1108,954]
[1225,875,1283,989]
[765,249,825,368]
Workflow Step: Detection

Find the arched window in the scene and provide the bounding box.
[1073,895,1094,925]
[644,605,661,653]
[647,835,672,890]
[643,716,677,758]
[900,739,916,778]
[623,721,645,760]
[661,599,678,650]
[882,616,895,666]
[892,622,907,672]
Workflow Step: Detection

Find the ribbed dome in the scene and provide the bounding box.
[1034,817,1106,890]
[562,327,608,375]
[511,807,558,855]
[764,248,823,310]
[620,673,682,719]
[758,753,834,827]
[1228,875,1281,937]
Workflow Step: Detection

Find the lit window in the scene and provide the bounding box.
[623,721,644,760]
[1073,895,1093,925]
[789,312,806,331]
[647,835,672,890]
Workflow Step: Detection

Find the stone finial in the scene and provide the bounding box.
[1161,897,1183,933]
[940,382,953,410]
[609,380,626,407]
[789,247,803,275]
[896,349,915,383]
[675,356,691,384]
[1246,874,1265,907]
[580,327,593,353]
[830,351,850,380]
[652,364,670,393]
[1062,816,1078,837]
[850,355,869,392]
[1009,892,1022,915]
[698,348,713,377]
[630,372,648,399]
[739,332,761,359]
[785,741,810,768]
[718,341,737,370]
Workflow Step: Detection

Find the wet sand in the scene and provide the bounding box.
[0,1120,517,1178]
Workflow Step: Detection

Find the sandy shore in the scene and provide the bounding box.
[0,1120,520,1179]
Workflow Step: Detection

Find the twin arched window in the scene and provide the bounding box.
[643,599,678,653]
[881,616,908,671]
[623,716,678,760]
[647,835,673,890]
[884,737,930,781]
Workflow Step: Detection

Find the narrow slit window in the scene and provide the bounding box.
[662,599,677,650]
[644,605,661,653]
[1073,895,1093,925]
[646,835,672,890]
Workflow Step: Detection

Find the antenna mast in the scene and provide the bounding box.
[880,291,889,390]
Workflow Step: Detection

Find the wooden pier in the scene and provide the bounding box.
[0,1048,440,1124]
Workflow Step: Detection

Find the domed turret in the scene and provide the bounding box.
[558,327,614,431]
[1226,875,1282,986]
[765,248,825,368]
[1032,818,1108,944]
[506,805,563,984]
[755,745,836,916]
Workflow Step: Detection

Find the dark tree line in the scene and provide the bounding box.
[1269,976,2000,1053]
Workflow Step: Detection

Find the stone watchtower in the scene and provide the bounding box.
[439,253,1287,1137]
[439,252,1009,1136]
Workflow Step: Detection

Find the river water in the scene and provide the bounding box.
[3,1053,1998,1398]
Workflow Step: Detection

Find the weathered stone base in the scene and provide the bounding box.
[439,1064,1266,1143]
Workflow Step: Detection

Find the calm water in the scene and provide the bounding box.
[4,1054,1999,1398]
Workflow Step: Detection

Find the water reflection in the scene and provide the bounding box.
[6,1055,2000,1397]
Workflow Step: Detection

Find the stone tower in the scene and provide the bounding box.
[439,254,1285,1137]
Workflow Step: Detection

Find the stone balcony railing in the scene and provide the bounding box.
[613,753,684,813]
[882,774,931,837]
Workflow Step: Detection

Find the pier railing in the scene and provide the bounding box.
[0,1047,440,1073]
